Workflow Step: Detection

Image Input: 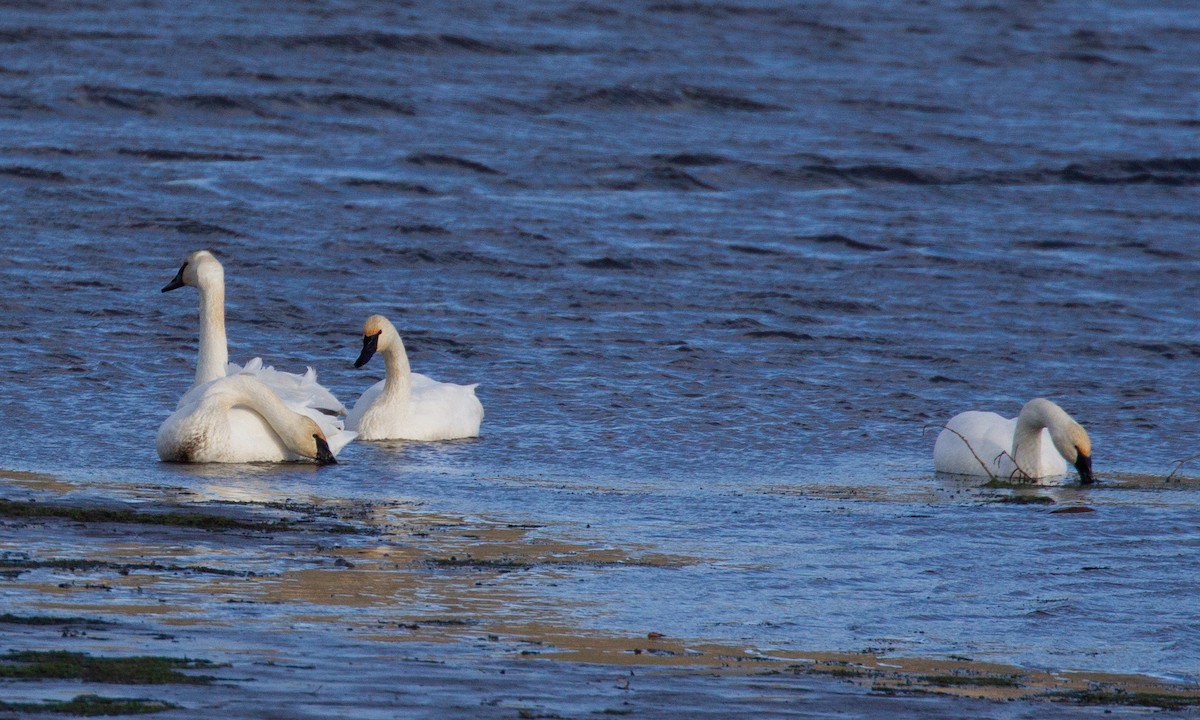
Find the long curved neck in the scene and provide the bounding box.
[195,277,228,386]
[1011,400,1068,476]
[217,377,309,454]
[1011,415,1046,477]
[381,331,411,403]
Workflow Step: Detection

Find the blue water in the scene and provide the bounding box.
[1,0,1199,680]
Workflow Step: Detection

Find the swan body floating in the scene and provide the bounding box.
[933,398,1093,483]
[159,250,354,463]
[346,315,483,441]
[157,374,352,464]
[162,250,346,416]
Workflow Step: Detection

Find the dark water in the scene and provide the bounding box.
[1,0,1199,681]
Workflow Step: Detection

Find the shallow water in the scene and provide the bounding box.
[1,0,1199,692]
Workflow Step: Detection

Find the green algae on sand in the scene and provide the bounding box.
[0,694,178,716]
[0,651,219,684]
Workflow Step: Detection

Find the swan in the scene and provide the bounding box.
[933,398,1094,483]
[162,250,346,416]
[346,314,483,441]
[157,374,354,464]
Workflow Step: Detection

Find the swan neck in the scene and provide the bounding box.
[220,377,309,453]
[1011,417,1045,475]
[381,336,411,400]
[195,280,228,386]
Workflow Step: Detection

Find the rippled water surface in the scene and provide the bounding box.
[2,0,1199,685]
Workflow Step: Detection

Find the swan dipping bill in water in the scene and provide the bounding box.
[157,374,350,464]
[933,398,1094,484]
[346,314,483,441]
[162,250,346,416]
[158,250,355,463]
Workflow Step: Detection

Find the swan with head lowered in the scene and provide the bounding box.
[933,398,1093,483]
[157,374,350,464]
[158,250,355,463]
[346,314,483,441]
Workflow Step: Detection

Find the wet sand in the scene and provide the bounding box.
[3,470,1198,718]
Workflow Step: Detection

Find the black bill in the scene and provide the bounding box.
[314,435,336,465]
[354,331,380,368]
[161,262,187,292]
[1074,452,1094,485]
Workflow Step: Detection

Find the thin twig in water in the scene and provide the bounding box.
[923,423,999,482]
[996,449,1033,484]
[1165,453,1200,482]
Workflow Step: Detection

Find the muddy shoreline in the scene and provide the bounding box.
[3,473,1197,718]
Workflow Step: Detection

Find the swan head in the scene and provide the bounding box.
[1062,424,1093,485]
[1037,400,1093,485]
[162,250,223,293]
[354,314,392,368]
[293,418,337,465]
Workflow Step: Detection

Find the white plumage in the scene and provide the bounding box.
[346,315,483,441]
[158,250,354,463]
[161,250,346,416]
[157,374,353,464]
[933,398,1093,483]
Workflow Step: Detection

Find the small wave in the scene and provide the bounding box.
[544,83,784,112]
[117,148,262,162]
[579,257,636,270]
[728,244,785,256]
[1060,158,1200,186]
[742,330,814,341]
[0,93,51,112]
[342,178,437,194]
[0,165,68,182]
[370,247,509,267]
[1056,52,1123,67]
[928,375,967,384]
[1014,239,1087,250]
[604,166,717,191]
[72,85,415,117]
[655,152,729,166]
[406,153,501,175]
[264,32,514,54]
[393,224,451,235]
[0,28,148,43]
[577,256,687,271]
[841,98,959,114]
[1117,341,1200,360]
[125,217,243,236]
[648,2,786,17]
[799,233,888,252]
[266,92,415,116]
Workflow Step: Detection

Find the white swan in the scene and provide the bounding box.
[157,374,353,464]
[346,315,483,441]
[933,398,1093,483]
[162,250,346,416]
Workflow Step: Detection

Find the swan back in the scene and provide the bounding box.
[933,410,1065,478]
[158,374,353,464]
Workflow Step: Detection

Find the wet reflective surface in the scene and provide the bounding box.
[1,0,1199,708]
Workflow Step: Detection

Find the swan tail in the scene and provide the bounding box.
[239,358,348,416]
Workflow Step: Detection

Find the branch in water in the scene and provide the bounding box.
[1166,452,1200,482]
[923,423,999,482]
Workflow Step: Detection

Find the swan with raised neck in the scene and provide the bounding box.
[157,374,339,464]
[161,250,346,416]
[163,250,227,386]
[933,397,1093,484]
[346,314,483,441]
